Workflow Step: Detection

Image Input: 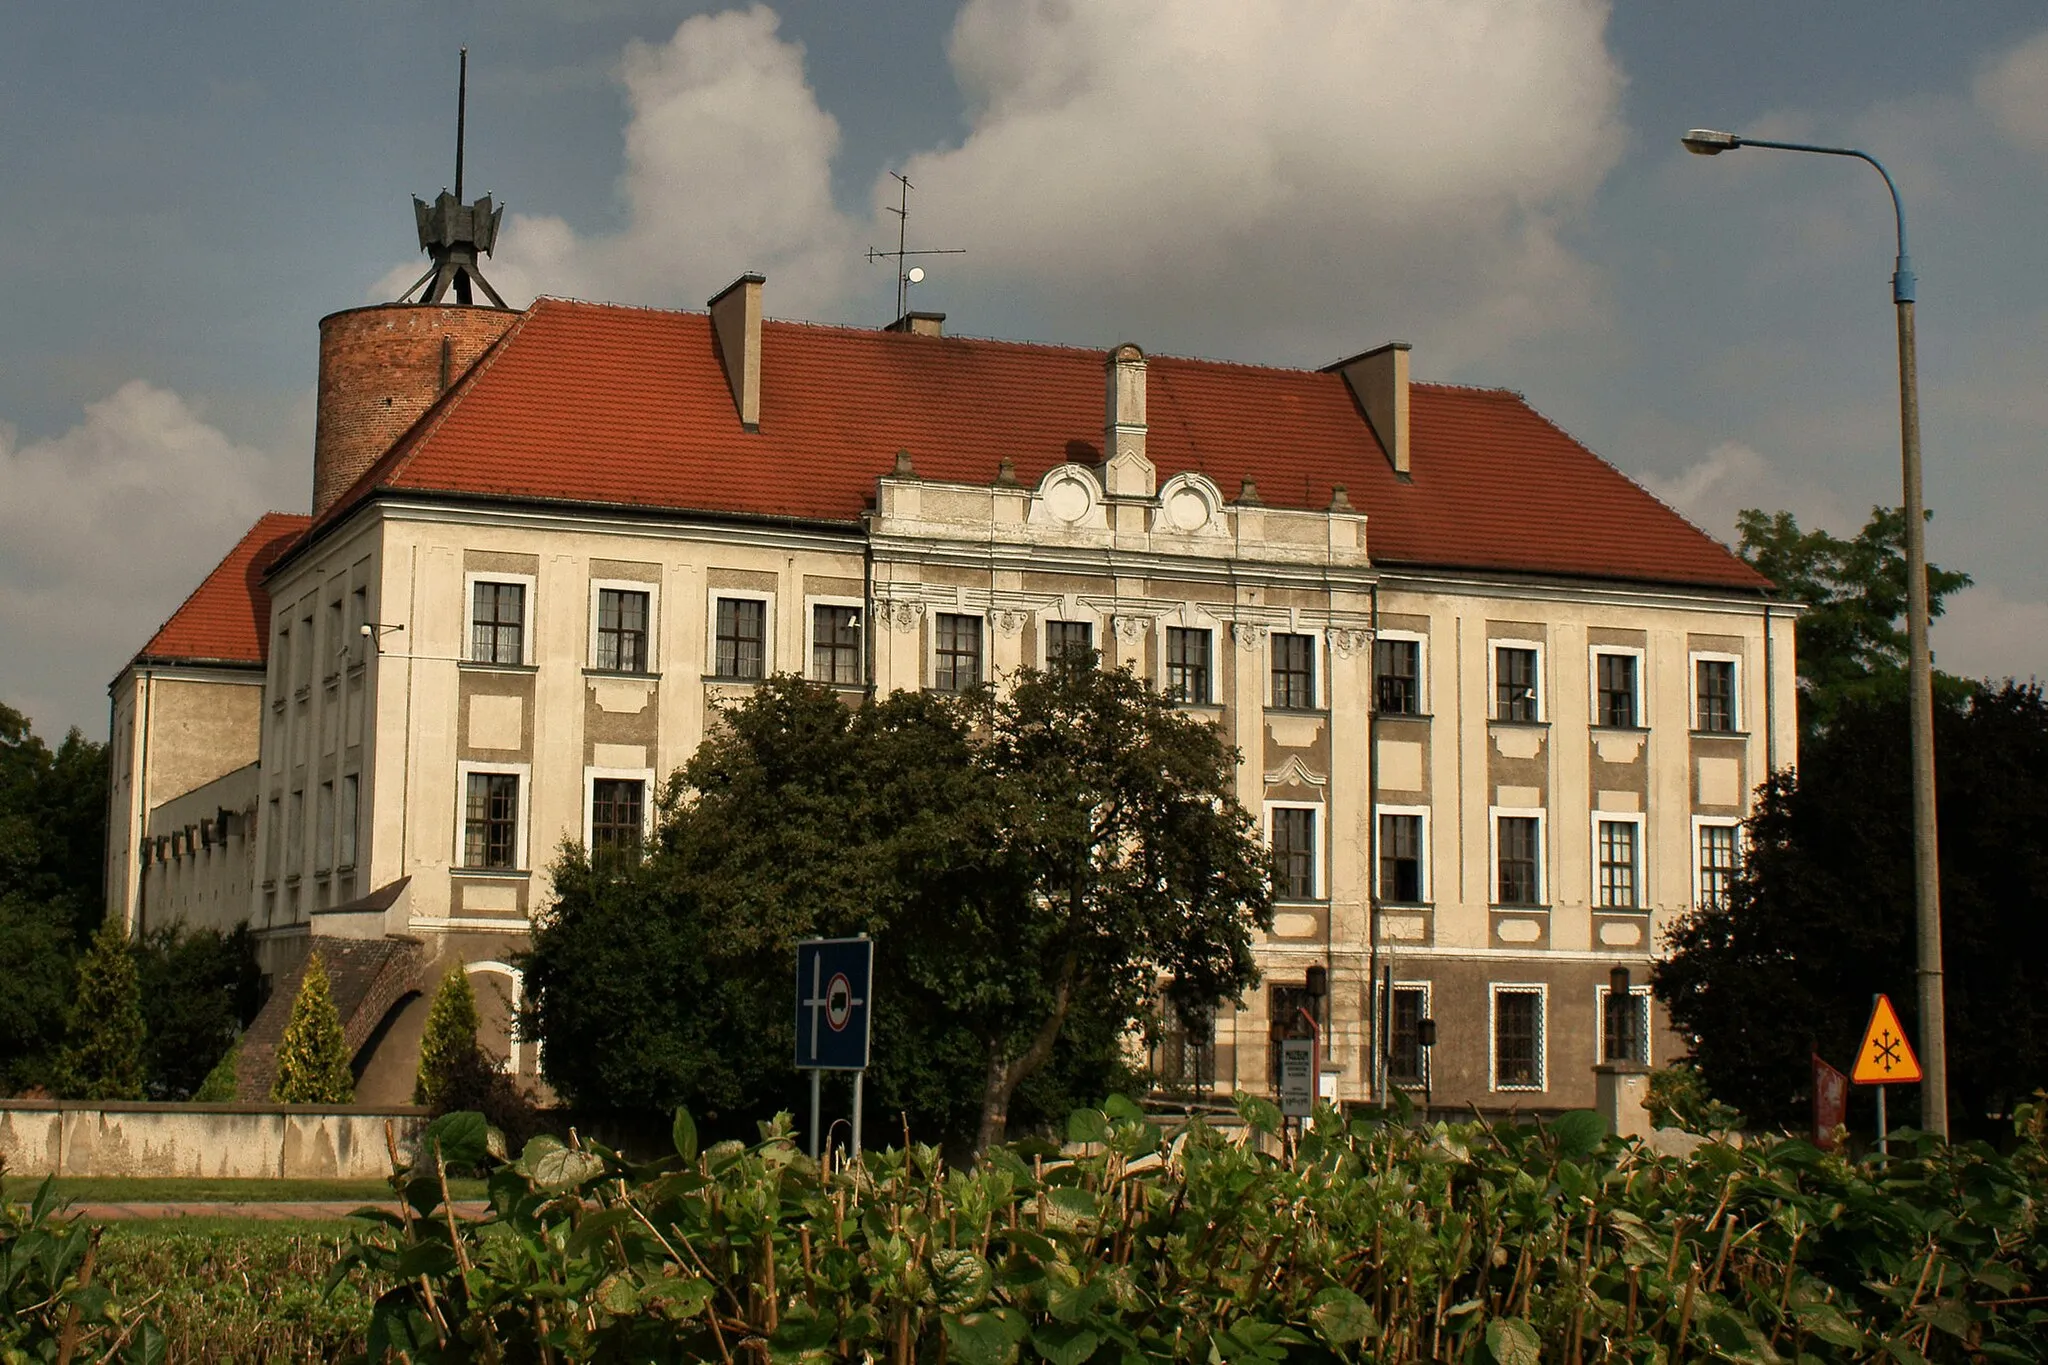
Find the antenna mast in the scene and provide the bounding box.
[455,47,467,202]
[866,172,964,322]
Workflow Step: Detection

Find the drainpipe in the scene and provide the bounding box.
[1762,602,1777,775]
[1364,583,1380,1103]
[136,668,154,939]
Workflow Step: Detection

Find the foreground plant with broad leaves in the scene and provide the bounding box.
[0,1174,165,1363]
[335,1098,2048,1363]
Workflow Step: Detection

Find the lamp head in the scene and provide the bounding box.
[1304,964,1328,1001]
[1682,128,1740,156]
[1610,964,1633,996]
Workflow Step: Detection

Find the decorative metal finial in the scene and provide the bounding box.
[397,48,508,307]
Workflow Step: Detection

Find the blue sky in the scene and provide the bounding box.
[4,1,2045,737]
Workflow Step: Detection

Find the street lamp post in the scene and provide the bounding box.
[1681,128,1948,1139]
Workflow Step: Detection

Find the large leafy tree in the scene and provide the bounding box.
[135,925,263,1100]
[1735,507,1971,738]
[0,702,110,1092]
[1656,681,2048,1142]
[526,661,1273,1153]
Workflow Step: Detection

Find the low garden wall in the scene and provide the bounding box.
[0,1100,429,1179]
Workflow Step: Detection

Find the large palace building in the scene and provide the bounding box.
[105,190,1792,1111]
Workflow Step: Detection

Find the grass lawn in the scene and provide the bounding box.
[5,1175,488,1204]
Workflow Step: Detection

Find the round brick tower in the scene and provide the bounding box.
[312,303,518,516]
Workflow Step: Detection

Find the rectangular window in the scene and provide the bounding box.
[1602,988,1651,1065]
[1597,819,1639,909]
[464,772,520,870]
[714,597,767,679]
[316,781,335,873]
[1272,806,1318,899]
[471,581,526,664]
[596,588,651,673]
[348,587,369,665]
[1696,658,1736,732]
[1272,633,1316,709]
[325,601,343,678]
[1046,620,1094,663]
[286,790,304,875]
[1387,987,1429,1086]
[590,778,646,856]
[933,613,984,692]
[1374,638,1421,715]
[1496,815,1541,906]
[337,774,359,868]
[1699,822,1739,910]
[1267,983,1317,1089]
[1496,646,1539,721]
[811,604,863,684]
[1165,627,1212,704]
[1156,999,1215,1094]
[1596,653,1638,727]
[1379,812,1424,903]
[1493,988,1545,1089]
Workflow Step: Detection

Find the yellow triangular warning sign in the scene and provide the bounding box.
[1852,994,1922,1085]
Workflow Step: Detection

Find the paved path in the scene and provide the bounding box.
[69,1199,491,1221]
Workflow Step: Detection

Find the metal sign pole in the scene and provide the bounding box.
[809,1070,822,1160]
[1877,1084,1888,1158]
[851,1071,865,1157]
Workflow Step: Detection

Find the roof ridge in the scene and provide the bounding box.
[1412,380,1521,396]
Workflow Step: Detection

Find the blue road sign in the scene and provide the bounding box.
[795,936,873,1071]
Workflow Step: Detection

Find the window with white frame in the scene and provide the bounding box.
[809,601,863,684]
[1493,810,1544,906]
[1592,649,1642,728]
[1374,634,1424,715]
[1693,654,1740,733]
[469,578,530,665]
[458,764,528,871]
[1045,619,1094,664]
[1377,807,1427,903]
[1491,985,1546,1090]
[591,583,654,673]
[1599,984,1652,1065]
[1387,984,1430,1086]
[1165,627,1212,703]
[1269,803,1320,900]
[1696,819,1741,911]
[1493,642,1542,721]
[1595,815,1643,910]
[932,613,984,692]
[1271,633,1317,709]
[712,595,769,679]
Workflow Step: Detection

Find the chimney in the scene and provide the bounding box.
[1325,341,1411,476]
[708,273,764,431]
[1102,342,1154,499]
[885,311,946,336]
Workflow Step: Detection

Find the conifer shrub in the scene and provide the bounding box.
[269,953,354,1104]
[194,1036,241,1102]
[413,965,481,1108]
[56,919,146,1100]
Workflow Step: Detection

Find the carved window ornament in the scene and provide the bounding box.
[1028,464,1107,528]
[1156,472,1225,535]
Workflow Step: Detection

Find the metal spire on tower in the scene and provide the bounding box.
[398,49,508,308]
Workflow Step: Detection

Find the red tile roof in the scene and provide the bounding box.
[131,512,310,669]
[313,296,1765,592]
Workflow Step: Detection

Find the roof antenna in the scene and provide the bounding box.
[397,47,507,308]
[865,172,964,324]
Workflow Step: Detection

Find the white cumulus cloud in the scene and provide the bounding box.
[1634,440,1858,549]
[0,383,299,737]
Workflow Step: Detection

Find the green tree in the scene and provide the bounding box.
[526,662,1273,1153]
[270,953,356,1104]
[1656,681,2048,1142]
[135,924,263,1099]
[57,919,147,1100]
[0,701,108,1092]
[415,966,482,1108]
[1736,506,1971,737]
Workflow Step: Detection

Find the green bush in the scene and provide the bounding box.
[1646,1061,1744,1134]
[193,1037,241,1103]
[270,953,354,1104]
[0,1172,164,1361]
[413,966,481,1109]
[339,1097,2048,1363]
[56,919,147,1101]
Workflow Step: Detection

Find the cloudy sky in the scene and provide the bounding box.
[4,1,2045,739]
